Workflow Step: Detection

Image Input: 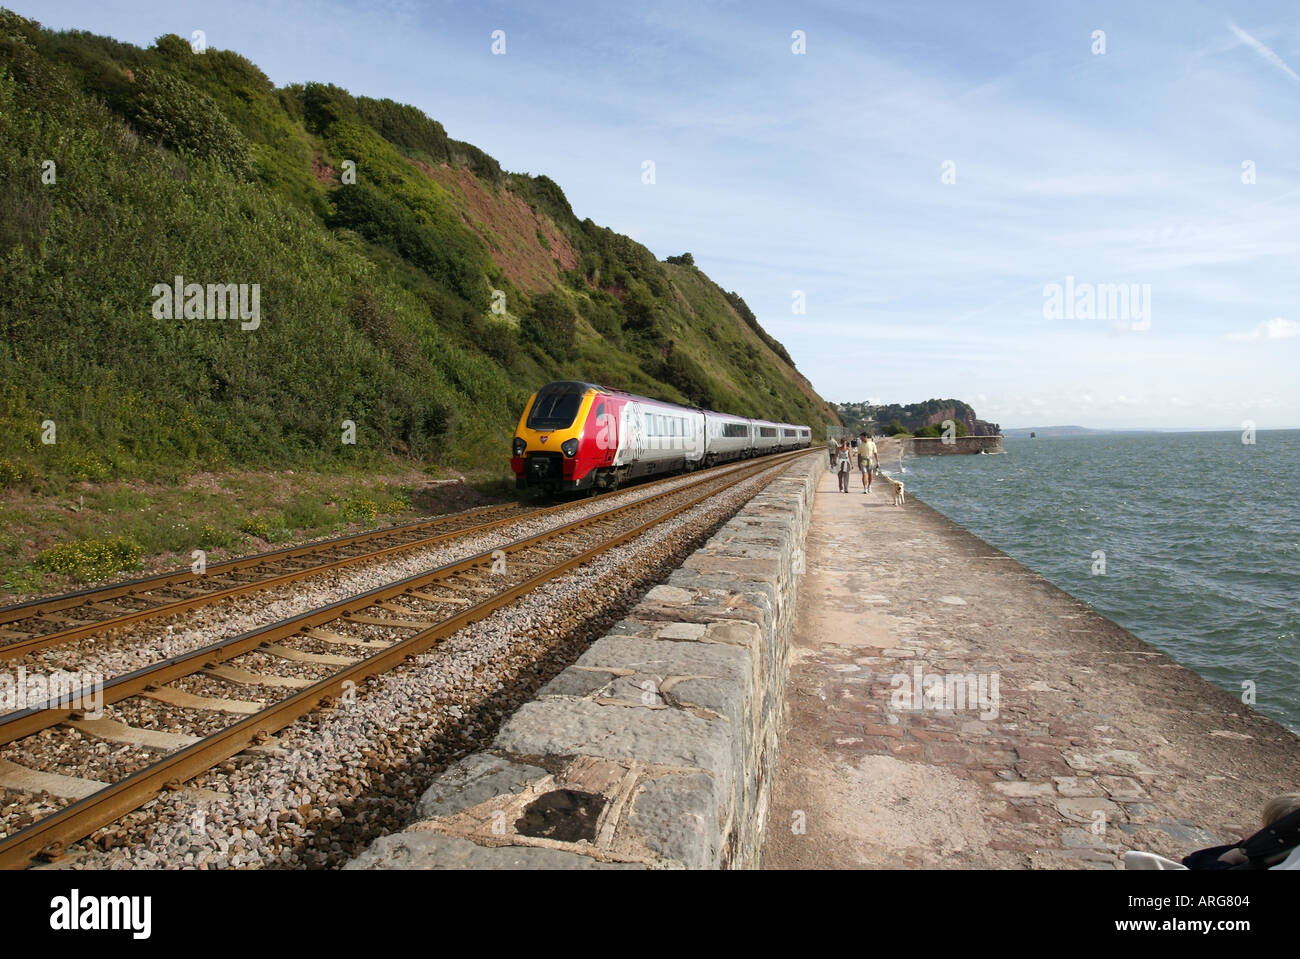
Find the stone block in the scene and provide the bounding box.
[495,698,733,775]
[626,772,721,869]
[412,753,548,821]
[345,832,641,870]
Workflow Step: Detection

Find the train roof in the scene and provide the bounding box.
[532,382,809,429]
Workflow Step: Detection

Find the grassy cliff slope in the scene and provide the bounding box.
[0,9,837,494]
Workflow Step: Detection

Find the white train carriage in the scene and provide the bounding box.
[751,419,781,454]
[701,411,753,465]
[615,395,706,479]
[778,424,802,450]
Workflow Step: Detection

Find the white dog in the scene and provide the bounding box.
[884,475,905,506]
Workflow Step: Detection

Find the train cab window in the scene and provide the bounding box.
[527,383,586,431]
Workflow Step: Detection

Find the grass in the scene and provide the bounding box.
[0,461,505,599]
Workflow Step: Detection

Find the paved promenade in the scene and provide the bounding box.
[762,459,1300,868]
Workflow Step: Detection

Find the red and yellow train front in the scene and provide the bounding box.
[510,382,619,492]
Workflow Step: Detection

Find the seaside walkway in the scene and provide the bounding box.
[761,458,1300,868]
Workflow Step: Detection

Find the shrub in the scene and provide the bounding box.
[328,181,486,305]
[658,350,715,409]
[59,450,111,482]
[128,67,253,179]
[520,291,576,361]
[36,536,142,581]
[0,458,24,488]
[197,523,238,549]
[239,516,271,539]
[339,494,382,523]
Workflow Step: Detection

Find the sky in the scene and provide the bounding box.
[26,0,1300,429]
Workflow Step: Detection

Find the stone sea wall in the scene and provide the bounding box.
[347,452,824,869]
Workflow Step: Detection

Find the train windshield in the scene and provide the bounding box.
[526,383,587,431]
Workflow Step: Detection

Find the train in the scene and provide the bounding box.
[511,381,813,494]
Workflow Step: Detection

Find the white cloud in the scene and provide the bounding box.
[1228,22,1300,84]
[1227,318,1299,341]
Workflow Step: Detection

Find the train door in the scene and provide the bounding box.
[623,401,645,465]
[593,399,617,458]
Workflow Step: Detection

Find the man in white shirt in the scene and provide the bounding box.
[858,431,877,493]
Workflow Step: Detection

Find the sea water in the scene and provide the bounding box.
[892,431,1300,733]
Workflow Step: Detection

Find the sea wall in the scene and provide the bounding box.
[347,452,824,870]
[899,435,1003,456]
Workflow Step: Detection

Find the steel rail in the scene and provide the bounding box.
[0,503,516,626]
[0,449,808,745]
[0,453,786,659]
[0,449,814,868]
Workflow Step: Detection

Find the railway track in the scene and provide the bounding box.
[0,455,779,661]
[0,502,541,660]
[0,449,813,868]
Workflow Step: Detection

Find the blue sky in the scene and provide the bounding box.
[27,0,1300,428]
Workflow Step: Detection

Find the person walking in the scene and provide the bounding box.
[827,436,838,468]
[858,431,877,493]
[836,439,852,492]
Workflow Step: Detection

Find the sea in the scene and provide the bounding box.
[884,430,1300,734]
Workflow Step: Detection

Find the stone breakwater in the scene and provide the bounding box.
[347,453,824,869]
[897,435,1003,456]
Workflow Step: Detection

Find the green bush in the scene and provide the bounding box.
[197,523,238,549]
[0,458,24,488]
[338,494,382,523]
[328,181,486,306]
[35,536,143,581]
[240,516,271,539]
[128,67,253,179]
[59,450,111,482]
[521,291,577,361]
[659,350,715,409]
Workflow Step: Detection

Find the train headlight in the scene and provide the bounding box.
[512,437,526,457]
[561,439,578,457]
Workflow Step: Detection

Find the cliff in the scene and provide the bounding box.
[0,9,837,485]
[832,400,1001,437]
